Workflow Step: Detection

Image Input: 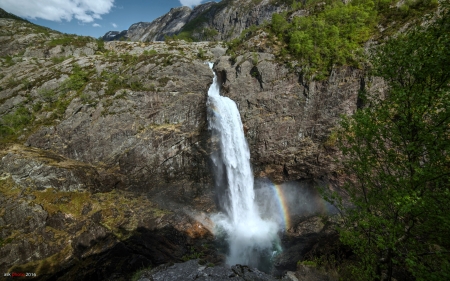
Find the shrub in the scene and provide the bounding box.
[61,64,89,93]
[0,106,33,137]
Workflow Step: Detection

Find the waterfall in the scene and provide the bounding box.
[206,63,279,269]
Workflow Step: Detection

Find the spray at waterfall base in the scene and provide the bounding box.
[205,62,283,270]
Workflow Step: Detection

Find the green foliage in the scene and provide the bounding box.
[5,75,21,88]
[298,260,317,267]
[271,13,289,36]
[22,78,32,91]
[0,106,33,137]
[51,97,71,119]
[102,72,124,96]
[329,5,450,280]
[0,237,14,248]
[273,1,376,79]
[61,64,89,93]
[101,71,147,96]
[32,101,42,112]
[80,93,92,103]
[197,48,206,59]
[0,8,29,22]
[182,246,204,261]
[178,13,209,40]
[96,39,105,53]
[48,35,92,47]
[378,0,438,33]
[51,56,67,64]
[267,0,438,80]
[38,88,57,102]
[143,49,158,56]
[203,28,219,40]
[226,24,268,58]
[2,56,15,67]
[252,52,258,65]
[130,266,152,281]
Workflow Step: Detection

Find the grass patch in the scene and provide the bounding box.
[39,88,57,102]
[101,71,148,96]
[2,56,15,67]
[5,75,22,88]
[31,188,172,241]
[61,63,90,93]
[0,106,33,139]
[157,77,171,87]
[48,35,93,48]
[32,189,92,218]
[51,56,68,64]
[0,175,22,197]
[130,266,152,281]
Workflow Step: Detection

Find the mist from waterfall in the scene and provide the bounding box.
[206,63,280,269]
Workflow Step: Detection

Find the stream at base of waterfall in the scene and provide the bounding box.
[206,62,282,270]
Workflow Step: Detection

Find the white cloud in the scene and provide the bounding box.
[0,0,114,23]
[111,23,118,28]
[179,0,204,8]
[93,23,101,27]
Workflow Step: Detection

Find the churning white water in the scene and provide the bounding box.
[206,63,279,268]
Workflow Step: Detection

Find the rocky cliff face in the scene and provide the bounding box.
[0,7,370,279]
[103,0,288,42]
[0,16,228,279]
[214,54,361,184]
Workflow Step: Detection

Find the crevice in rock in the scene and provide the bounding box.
[250,66,263,90]
[283,164,289,178]
[357,76,366,109]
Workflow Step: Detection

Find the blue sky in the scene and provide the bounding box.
[0,0,220,38]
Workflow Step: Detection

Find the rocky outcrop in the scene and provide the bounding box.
[0,145,113,192]
[135,259,336,281]
[137,259,277,281]
[103,0,288,42]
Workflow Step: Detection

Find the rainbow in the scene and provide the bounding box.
[270,183,291,230]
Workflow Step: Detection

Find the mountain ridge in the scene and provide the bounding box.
[102,0,287,42]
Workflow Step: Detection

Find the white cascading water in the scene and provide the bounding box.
[206,63,279,268]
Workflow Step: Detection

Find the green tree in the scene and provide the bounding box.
[330,4,450,280]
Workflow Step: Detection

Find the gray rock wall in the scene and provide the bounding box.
[214,54,362,183]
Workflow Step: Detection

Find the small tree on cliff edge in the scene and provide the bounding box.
[328,2,450,280]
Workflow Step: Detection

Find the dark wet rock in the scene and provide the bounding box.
[273,216,336,275]
[285,265,338,281]
[137,260,277,281]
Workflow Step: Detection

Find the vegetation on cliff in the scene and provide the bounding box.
[228,0,438,80]
[329,2,450,279]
